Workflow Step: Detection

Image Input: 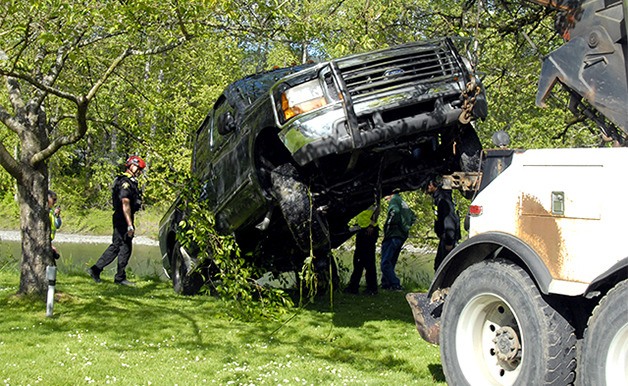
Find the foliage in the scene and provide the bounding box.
[175,178,294,319]
[0,269,445,385]
[58,1,607,208]
[2,0,605,209]
[0,0,210,293]
[1,0,611,294]
[0,195,19,229]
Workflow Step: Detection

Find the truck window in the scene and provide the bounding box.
[192,113,213,179]
[213,96,235,136]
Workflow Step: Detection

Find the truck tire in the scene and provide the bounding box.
[171,242,204,295]
[271,163,329,253]
[440,259,576,385]
[578,279,628,386]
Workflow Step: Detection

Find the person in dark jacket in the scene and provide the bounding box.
[427,179,461,271]
[380,192,415,291]
[345,203,380,295]
[88,156,146,286]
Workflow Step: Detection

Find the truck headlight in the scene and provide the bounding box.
[281,79,327,121]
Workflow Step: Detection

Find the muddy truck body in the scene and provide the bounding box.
[159,37,487,294]
[407,1,627,385]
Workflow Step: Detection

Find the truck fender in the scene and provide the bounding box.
[429,231,553,296]
[585,257,628,296]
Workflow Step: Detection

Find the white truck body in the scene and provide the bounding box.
[469,147,628,295]
[407,147,628,385]
[407,1,627,384]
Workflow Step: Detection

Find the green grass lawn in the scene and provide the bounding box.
[0,268,445,385]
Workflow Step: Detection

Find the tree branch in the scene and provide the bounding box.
[85,49,131,101]
[0,139,22,180]
[29,96,88,165]
[0,102,23,134]
[0,69,79,103]
[173,1,192,40]
[127,35,190,56]
[33,43,69,109]
[90,118,148,146]
[48,113,75,128]
[9,15,33,73]
[5,76,25,113]
[31,35,192,165]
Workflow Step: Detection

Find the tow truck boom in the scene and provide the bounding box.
[534,0,627,141]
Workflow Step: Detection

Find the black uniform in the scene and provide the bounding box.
[90,172,143,282]
[345,205,380,295]
[345,225,380,294]
[432,188,461,271]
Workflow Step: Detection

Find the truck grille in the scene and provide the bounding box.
[334,40,462,100]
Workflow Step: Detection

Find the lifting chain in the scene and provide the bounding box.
[458,0,483,125]
[459,78,481,124]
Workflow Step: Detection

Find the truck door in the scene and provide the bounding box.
[206,96,263,233]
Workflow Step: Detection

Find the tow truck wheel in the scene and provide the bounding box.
[578,279,628,386]
[440,259,576,385]
[171,242,204,295]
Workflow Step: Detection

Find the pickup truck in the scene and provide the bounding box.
[159,37,487,294]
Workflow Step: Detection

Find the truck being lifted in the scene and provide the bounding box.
[407,1,627,385]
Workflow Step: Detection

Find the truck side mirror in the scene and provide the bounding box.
[217,112,236,135]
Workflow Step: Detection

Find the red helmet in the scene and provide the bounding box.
[126,155,146,170]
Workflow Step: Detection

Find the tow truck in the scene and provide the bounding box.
[407,1,627,385]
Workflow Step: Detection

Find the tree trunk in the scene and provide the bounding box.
[17,165,53,296]
[15,105,54,296]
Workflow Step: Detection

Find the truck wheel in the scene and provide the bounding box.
[578,279,628,386]
[271,163,329,252]
[171,242,204,295]
[440,259,576,385]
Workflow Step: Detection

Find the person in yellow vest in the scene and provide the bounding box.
[48,190,62,260]
[344,203,380,295]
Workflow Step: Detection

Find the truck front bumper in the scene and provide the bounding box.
[406,291,444,345]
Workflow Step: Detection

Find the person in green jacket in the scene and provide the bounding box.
[380,191,415,291]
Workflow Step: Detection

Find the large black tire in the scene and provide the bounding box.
[171,242,204,295]
[270,164,329,253]
[578,279,628,386]
[440,259,576,385]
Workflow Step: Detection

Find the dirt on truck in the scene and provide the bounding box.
[407,1,627,385]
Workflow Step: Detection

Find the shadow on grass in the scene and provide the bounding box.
[39,277,228,355]
[250,288,447,383]
[429,363,446,383]
[305,289,417,327]
[1,268,448,384]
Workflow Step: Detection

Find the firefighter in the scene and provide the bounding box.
[87,156,146,286]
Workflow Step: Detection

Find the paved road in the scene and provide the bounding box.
[0,230,158,246]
